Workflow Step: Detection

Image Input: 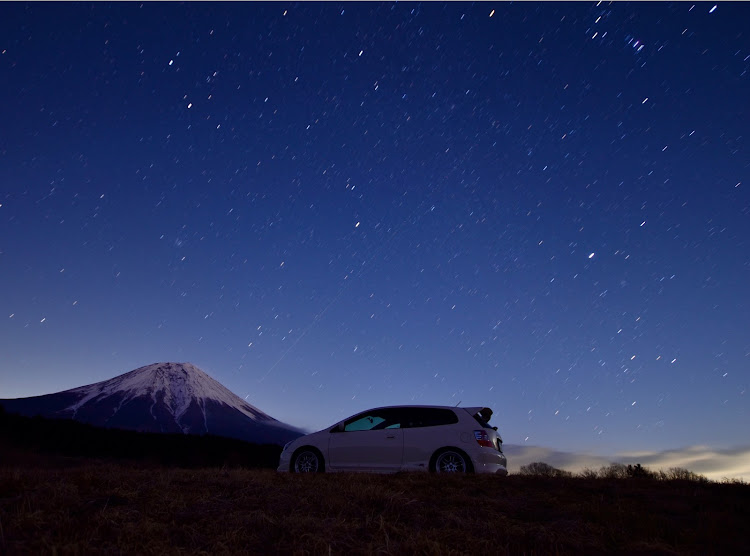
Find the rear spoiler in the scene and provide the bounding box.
[462,407,493,422]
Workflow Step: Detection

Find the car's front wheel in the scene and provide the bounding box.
[291,448,325,473]
[431,449,472,473]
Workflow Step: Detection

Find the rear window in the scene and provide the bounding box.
[402,408,458,428]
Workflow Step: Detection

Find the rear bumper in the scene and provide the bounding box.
[471,449,509,476]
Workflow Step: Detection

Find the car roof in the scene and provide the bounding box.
[358,405,491,415]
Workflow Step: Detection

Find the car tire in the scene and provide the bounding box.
[291,447,325,473]
[430,448,473,473]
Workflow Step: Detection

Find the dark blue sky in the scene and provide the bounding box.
[1,2,748,457]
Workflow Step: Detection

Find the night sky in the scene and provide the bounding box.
[1,2,748,473]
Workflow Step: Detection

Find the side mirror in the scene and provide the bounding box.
[330,423,344,433]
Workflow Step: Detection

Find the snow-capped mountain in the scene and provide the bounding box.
[0,362,302,445]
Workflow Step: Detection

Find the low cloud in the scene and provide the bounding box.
[504,444,750,482]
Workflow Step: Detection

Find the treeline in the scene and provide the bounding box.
[517,461,731,483]
[0,405,282,469]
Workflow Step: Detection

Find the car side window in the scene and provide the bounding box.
[372,409,403,429]
[344,414,386,431]
[343,409,404,431]
[403,408,459,428]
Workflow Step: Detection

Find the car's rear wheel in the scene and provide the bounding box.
[432,449,472,473]
[292,448,324,473]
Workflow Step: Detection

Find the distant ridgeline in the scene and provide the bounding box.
[0,405,282,469]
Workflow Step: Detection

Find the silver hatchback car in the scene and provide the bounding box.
[278,405,508,475]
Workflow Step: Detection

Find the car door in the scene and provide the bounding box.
[328,408,405,471]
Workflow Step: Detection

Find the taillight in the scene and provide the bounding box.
[474,430,494,448]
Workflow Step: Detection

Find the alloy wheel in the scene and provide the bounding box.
[435,451,468,473]
[294,450,320,473]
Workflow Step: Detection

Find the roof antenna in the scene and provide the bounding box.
[454,400,461,407]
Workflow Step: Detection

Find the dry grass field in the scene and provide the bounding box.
[1,459,749,555]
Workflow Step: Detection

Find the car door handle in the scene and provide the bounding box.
[386,434,397,439]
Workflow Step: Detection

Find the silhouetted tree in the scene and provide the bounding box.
[518,461,572,478]
[599,463,629,479]
[660,467,708,482]
[627,463,655,479]
[578,467,599,479]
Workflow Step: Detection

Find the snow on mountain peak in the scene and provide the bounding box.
[65,362,273,424]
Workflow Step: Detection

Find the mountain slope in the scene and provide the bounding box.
[0,362,302,445]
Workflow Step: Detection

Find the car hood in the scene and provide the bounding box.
[288,427,331,447]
